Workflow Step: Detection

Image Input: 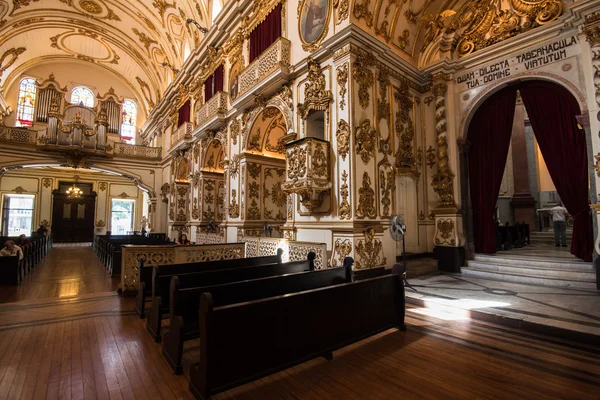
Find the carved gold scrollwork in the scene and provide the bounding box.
[355,228,386,269]
[394,80,416,174]
[336,119,350,161]
[332,239,352,267]
[431,82,455,208]
[353,51,375,109]
[229,189,240,218]
[336,63,348,110]
[297,58,333,119]
[356,172,376,219]
[355,119,376,164]
[333,0,349,24]
[435,219,456,246]
[311,143,328,177]
[339,170,351,220]
[353,0,373,27]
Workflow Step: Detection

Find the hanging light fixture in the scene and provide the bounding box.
[66,182,82,198]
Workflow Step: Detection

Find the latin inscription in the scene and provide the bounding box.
[456,36,578,91]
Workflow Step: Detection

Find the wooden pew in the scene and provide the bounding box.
[135,250,285,318]
[146,256,316,342]
[0,256,20,285]
[188,273,406,399]
[163,263,352,373]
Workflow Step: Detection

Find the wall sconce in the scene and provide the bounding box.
[186,18,208,34]
[161,61,180,75]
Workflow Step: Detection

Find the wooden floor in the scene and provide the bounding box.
[0,246,598,399]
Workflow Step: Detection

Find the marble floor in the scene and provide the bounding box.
[406,273,600,343]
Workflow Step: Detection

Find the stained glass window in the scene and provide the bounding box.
[121,100,137,144]
[70,86,94,107]
[15,78,37,127]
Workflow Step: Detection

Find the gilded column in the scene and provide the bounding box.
[431,75,465,272]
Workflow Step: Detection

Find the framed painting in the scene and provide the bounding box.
[229,63,241,101]
[298,0,331,52]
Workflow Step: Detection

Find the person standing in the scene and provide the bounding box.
[551,202,568,247]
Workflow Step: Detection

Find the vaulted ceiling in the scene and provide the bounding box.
[0,0,210,113]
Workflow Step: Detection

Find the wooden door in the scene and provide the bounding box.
[51,190,96,242]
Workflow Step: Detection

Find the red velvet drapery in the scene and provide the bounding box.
[203,65,224,102]
[468,87,518,254]
[214,64,224,94]
[204,75,214,103]
[177,100,191,128]
[249,3,282,63]
[519,81,593,262]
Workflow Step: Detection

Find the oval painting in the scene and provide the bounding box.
[229,63,241,101]
[299,0,330,45]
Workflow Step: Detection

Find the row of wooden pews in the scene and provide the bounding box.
[134,248,405,399]
[93,233,170,275]
[496,222,530,250]
[0,234,52,285]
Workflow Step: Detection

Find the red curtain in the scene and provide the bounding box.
[249,3,282,63]
[177,100,190,128]
[468,87,518,254]
[519,81,593,261]
[204,75,214,102]
[214,64,224,93]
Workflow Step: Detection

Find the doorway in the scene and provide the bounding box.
[464,79,593,262]
[51,182,96,242]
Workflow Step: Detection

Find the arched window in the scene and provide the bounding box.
[15,78,37,127]
[70,86,94,107]
[121,100,137,144]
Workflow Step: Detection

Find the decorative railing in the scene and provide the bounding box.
[196,91,228,127]
[112,142,162,160]
[120,242,247,293]
[238,37,291,97]
[282,137,331,213]
[0,127,37,145]
[172,121,193,147]
[241,237,329,269]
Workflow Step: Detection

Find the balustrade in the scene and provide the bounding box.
[237,38,291,98]
[195,91,228,129]
[0,127,37,145]
[111,141,162,160]
[172,121,193,147]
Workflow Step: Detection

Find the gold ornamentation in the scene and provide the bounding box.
[248,163,261,179]
[339,170,351,220]
[336,63,348,110]
[355,228,386,269]
[311,143,328,177]
[95,220,106,228]
[356,172,376,219]
[395,80,416,173]
[595,154,600,178]
[419,211,425,220]
[42,178,52,189]
[0,47,26,77]
[435,219,456,246]
[136,77,155,109]
[353,51,375,109]
[287,147,307,179]
[297,58,333,119]
[336,119,350,161]
[13,186,26,194]
[230,119,241,145]
[426,145,436,168]
[398,29,410,50]
[12,17,44,28]
[192,198,200,220]
[333,0,349,24]
[431,82,455,207]
[377,68,390,121]
[353,0,373,27]
[229,190,240,218]
[355,119,376,164]
[332,239,352,267]
[13,0,40,10]
[379,164,394,218]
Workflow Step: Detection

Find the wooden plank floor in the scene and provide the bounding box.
[0,246,598,399]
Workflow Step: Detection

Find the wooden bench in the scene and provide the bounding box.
[188,273,406,399]
[163,263,352,373]
[135,250,284,318]
[0,235,51,282]
[0,256,20,285]
[146,256,316,342]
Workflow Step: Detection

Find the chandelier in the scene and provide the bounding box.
[66,183,82,198]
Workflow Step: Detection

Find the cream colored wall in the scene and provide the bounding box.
[4,61,146,130]
[0,168,145,237]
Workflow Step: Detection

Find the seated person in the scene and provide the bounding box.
[177,234,191,245]
[36,225,48,237]
[0,241,23,260]
[16,234,31,248]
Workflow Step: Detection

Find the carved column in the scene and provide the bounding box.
[510,99,537,227]
[431,76,465,272]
